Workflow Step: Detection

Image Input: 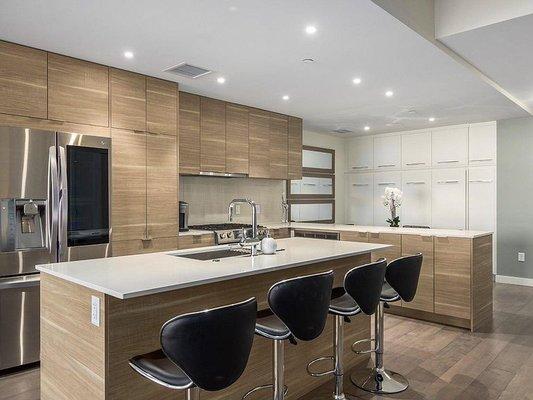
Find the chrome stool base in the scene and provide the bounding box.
[350,367,408,394]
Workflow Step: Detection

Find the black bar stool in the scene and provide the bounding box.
[306,259,387,400]
[351,253,423,394]
[243,270,334,400]
[129,297,257,400]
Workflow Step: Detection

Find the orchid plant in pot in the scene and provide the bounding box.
[382,187,402,227]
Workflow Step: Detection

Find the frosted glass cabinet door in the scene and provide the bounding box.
[402,132,431,169]
[373,171,402,227]
[468,166,495,231]
[299,203,320,221]
[348,136,373,172]
[318,203,333,221]
[469,122,496,166]
[373,135,401,170]
[401,170,431,227]
[346,173,373,225]
[290,204,300,221]
[431,127,468,167]
[302,149,333,170]
[431,168,466,229]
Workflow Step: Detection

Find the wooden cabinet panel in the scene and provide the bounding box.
[270,228,290,239]
[147,133,178,239]
[48,54,108,126]
[200,97,225,173]
[249,109,271,178]
[368,232,401,262]
[270,113,288,179]
[434,237,471,320]
[146,77,177,136]
[111,129,147,241]
[340,231,369,242]
[472,235,493,331]
[110,68,146,131]
[0,41,47,118]
[225,103,249,174]
[179,92,200,174]
[402,234,434,313]
[112,237,178,257]
[178,234,215,249]
[288,116,303,179]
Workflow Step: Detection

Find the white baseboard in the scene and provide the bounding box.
[495,275,533,287]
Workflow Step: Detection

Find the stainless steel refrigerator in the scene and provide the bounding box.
[0,126,111,370]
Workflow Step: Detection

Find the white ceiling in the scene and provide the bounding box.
[0,0,527,135]
[440,13,533,113]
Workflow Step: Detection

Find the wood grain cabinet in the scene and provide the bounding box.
[48,54,109,126]
[368,232,401,262]
[179,92,201,174]
[0,41,47,118]
[401,234,434,313]
[110,68,146,131]
[178,234,215,250]
[249,108,271,178]
[288,116,303,180]
[225,103,249,174]
[340,231,369,242]
[200,97,226,173]
[269,113,288,179]
[146,77,178,136]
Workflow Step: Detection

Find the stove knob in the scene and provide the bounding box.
[219,233,226,239]
[227,231,233,238]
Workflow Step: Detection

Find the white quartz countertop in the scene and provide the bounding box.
[263,223,492,239]
[37,238,390,299]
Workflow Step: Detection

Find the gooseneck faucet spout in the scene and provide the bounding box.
[228,198,260,255]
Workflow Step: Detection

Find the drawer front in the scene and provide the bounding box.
[340,231,369,242]
[401,235,434,313]
[270,228,290,239]
[178,234,215,250]
[368,233,401,262]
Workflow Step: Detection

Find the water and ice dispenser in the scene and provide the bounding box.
[0,199,47,252]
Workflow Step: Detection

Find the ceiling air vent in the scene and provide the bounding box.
[332,128,353,134]
[165,63,212,78]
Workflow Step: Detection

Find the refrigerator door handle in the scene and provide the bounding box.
[58,146,68,262]
[47,146,59,261]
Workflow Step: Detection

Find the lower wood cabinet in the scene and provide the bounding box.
[269,228,290,239]
[112,237,178,257]
[368,232,401,262]
[340,231,369,242]
[178,234,215,250]
[401,234,434,313]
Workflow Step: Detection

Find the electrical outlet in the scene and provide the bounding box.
[518,252,526,262]
[91,296,100,326]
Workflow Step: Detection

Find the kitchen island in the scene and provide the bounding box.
[37,237,390,400]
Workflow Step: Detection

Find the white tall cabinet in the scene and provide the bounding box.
[401,170,431,227]
[347,136,373,172]
[346,173,373,225]
[468,166,496,231]
[402,132,431,169]
[431,127,468,167]
[431,168,466,229]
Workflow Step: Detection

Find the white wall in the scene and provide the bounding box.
[303,130,347,223]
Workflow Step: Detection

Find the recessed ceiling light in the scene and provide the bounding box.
[364,126,370,131]
[429,117,435,122]
[217,77,226,84]
[305,25,317,35]
[352,78,362,85]
[123,51,134,59]
[282,95,290,101]
[385,90,394,97]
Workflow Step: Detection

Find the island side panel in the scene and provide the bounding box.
[40,274,106,400]
[471,234,493,331]
[105,254,371,400]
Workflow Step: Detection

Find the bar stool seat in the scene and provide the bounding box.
[329,287,361,316]
[255,310,291,340]
[130,349,193,390]
[380,282,400,302]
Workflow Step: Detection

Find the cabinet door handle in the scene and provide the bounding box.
[469,179,493,183]
[352,183,369,187]
[377,164,396,168]
[405,181,426,185]
[351,165,369,170]
[377,182,396,186]
[437,180,459,184]
[303,183,317,186]
[470,158,493,162]
[437,160,460,164]
[406,162,425,166]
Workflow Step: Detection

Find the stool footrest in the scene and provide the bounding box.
[306,356,335,377]
[351,338,376,355]
[242,383,288,399]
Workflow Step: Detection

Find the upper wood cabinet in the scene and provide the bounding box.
[200,97,226,173]
[288,116,303,180]
[110,68,146,131]
[269,113,288,179]
[48,54,109,126]
[0,41,47,118]
[146,77,178,136]
[249,109,271,178]
[178,92,201,174]
[225,103,249,174]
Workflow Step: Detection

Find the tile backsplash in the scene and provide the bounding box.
[180,176,286,225]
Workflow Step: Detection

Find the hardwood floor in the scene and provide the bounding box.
[1,283,532,400]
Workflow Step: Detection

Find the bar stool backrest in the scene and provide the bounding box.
[268,270,334,341]
[344,259,387,315]
[160,297,257,392]
[386,253,423,302]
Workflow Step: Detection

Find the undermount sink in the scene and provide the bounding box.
[173,248,251,261]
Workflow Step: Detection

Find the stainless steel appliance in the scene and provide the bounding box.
[0,126,111,370]
[179,201,189,232]
[188,223,266,245]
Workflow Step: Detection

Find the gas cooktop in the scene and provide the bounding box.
[188,223,266,244]
[189,223,264,231]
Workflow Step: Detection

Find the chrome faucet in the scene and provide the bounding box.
[228,198,260,255]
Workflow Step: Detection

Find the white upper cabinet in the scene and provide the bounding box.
[402,131,431,169]
[348,136,373,171]
[469,122,496,166]
[401,170,431,227]
[346,173,373,225]
[468,166,495,231]
[303,149,333,170]
[431,127,468,167]
[373,135,401,170]
[431,168,466,229]
[373,171,402,226]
